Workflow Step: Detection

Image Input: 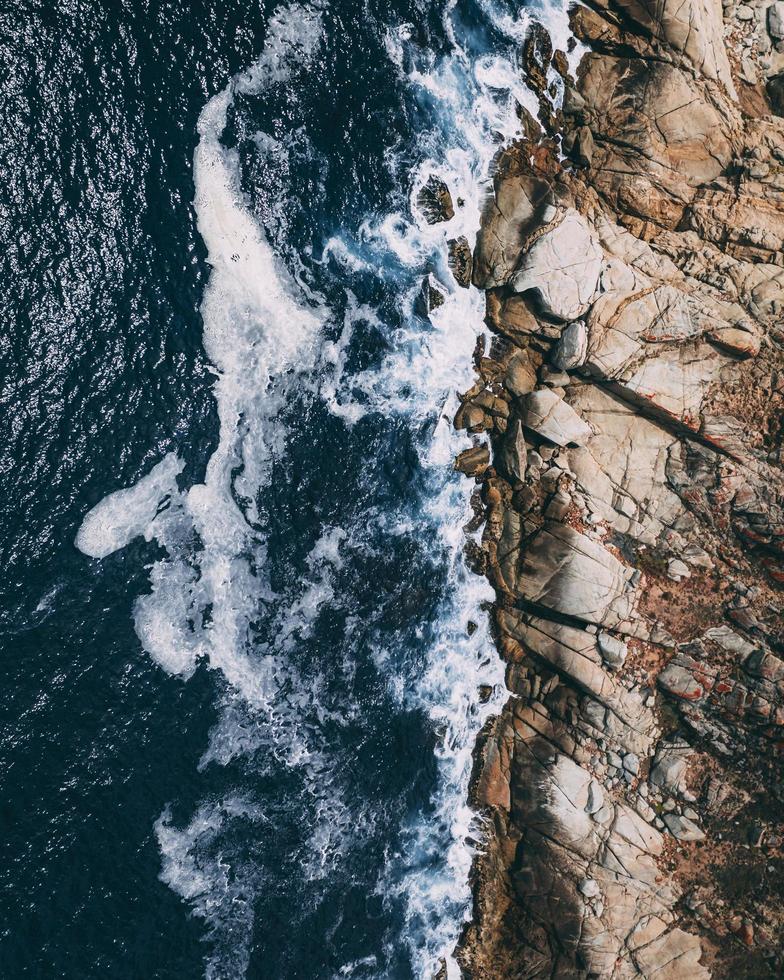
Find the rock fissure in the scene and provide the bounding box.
[450,0,784,974]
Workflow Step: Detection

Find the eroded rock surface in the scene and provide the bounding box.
[450,0,784,975]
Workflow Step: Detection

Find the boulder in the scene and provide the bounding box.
[454,445,489,476]
[515,523,640,629]
[498,419,527,483]
[416,174,454,224]
[448,236,473,287]
[523,389,593,446]
[598,631,628,669]
[664,813,705,842]
[768,1,784,40]
[552,320,588,370]
[651,739,693,794]
[504,349,538,397]
[473,165,551,288]
[511,209,604,320]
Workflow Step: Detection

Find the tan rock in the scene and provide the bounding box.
[523,388,593,446]
[473,167,551,288]
[511,209,604,320]
[515,522,640,629]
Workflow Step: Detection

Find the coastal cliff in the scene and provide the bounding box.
[450,0,784,974]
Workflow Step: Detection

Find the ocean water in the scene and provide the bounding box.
[1,1,571,976]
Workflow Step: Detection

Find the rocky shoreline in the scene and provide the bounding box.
[439,0,784,974]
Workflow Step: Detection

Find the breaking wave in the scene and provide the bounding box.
[75,0,575,975]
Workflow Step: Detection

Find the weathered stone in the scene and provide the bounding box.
[511,209,604,320]
[498,419,527,483]
[586,778,605,814]
[598,630,628,669]
[650,740,693,794]
[514,524,640,630]
[523,389,592,446]
[770,2,784,40]
[552,320,587,370]
[579,877,600,898]
[504,349,537,398]
[658,662,706,701]
[623,752,640,775]
[416,175,454,224]
[473,162,551,288]
[664,813,705,842]
[667,558,691,581]
[454,445,489,476]
[447,235,472,288]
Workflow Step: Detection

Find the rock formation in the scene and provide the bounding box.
[450,0,784,974]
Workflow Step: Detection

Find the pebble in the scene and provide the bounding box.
[736,3,754,19]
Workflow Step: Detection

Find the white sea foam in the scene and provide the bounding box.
[155,797,267,980]
[323,0,579,973]
[76,0,579,975]
[78,3,327,694]
[75,452,184,559]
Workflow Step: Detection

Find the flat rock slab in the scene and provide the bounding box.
[516,522,639,629]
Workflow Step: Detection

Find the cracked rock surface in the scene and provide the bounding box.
[449,0,784,974]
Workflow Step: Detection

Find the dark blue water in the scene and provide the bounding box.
[0,1,564,976]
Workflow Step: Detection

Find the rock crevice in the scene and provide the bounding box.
[451,0,784,974]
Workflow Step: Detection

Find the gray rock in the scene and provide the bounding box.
[703,625,755,657]
[579,878,601,899]
[586,778,605,814]
[667,558,691,581]
[553,320,588,370]
[636,798,656,822]
[540,367,572,387]
[515,522,640,628]
[623,753,640,776]
[598,631,628,669]
[664,813,706,842]
[512,209,603,320]
[768,1,784,38]
[651,743,692,798]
